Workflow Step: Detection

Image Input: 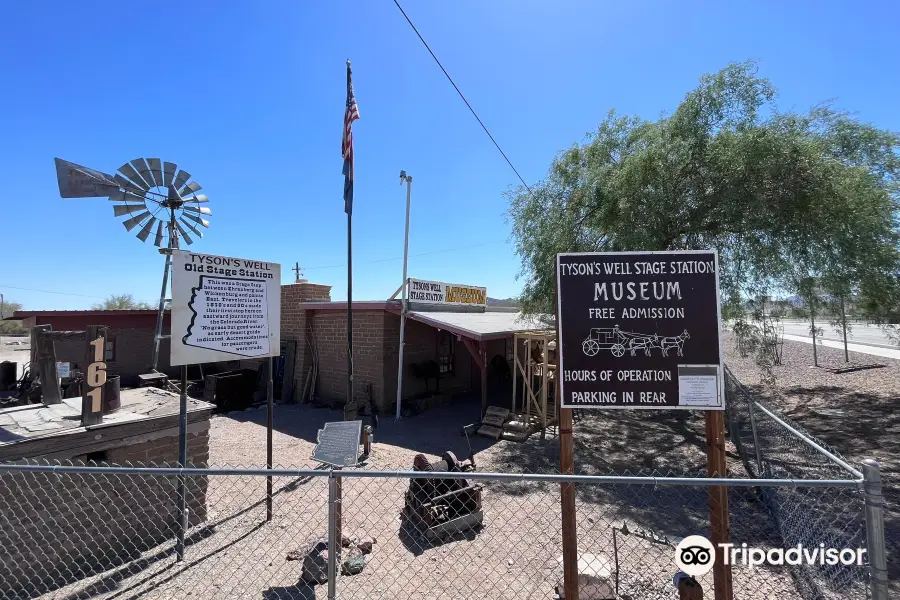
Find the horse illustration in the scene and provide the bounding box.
[628,334,660,356]
[660,330,690,357]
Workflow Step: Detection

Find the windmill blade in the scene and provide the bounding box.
[172,169,191,192]
[136,216,158,242]
[113,203,148,217]
[54,158,119,198]
[182,212,210,228]
[183,205,212,216]
[108,189,145,202]
[180,217,204,238]
[190,194,209,203]
[133,158,156,188]
[163,161,177,186]
[180,181,202,196]
[176,221,194,245]
[154,220,165,247]
[147,159,164,188]
[118,162,150,190]
[122,210,151,232]
[114,174,146,195]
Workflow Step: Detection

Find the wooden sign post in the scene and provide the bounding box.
[82,325,107,427]
[706,410,733,599]
[555,250,731,600]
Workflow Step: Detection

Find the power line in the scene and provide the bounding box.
[392,0,534,196]
[0,284,106,299]
[305,239,506,271]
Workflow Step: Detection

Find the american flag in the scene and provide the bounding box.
[342,61,360,215]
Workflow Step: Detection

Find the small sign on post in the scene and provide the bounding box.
[311,420,363,468]
[56,362,71,379]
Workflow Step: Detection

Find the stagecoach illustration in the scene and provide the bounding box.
[581,326,690,358]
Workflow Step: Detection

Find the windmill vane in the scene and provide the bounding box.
[53,157,212,249]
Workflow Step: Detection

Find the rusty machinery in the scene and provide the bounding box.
[404,436,483,540]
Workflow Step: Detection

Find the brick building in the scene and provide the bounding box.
[281,280,550,415]
[12,309,175,386]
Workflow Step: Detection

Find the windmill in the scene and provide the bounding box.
[54,157,212,372]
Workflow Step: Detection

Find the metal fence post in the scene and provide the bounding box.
[327,469,338,600]
[861,459,889,600]
[747,400,764,476]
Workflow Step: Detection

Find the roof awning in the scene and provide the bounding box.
[406,310,553,342]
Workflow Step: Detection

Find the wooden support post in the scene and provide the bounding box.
[512,335,518,413]
[480,344,488,415]
[706,410,733,600]
[554,277,578,600]
[82,326,107,426]
[560,406,578,599]
[33,325,62,405]
[541,335,549,437]
[461,337,488,415]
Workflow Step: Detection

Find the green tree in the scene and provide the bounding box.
[507,61,900,328]
[91,294,153,310]
[0,300,25,334]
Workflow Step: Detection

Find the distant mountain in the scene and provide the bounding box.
[487,297,520,308]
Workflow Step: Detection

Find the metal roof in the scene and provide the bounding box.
[5,309,166,321]
[407,310,553,341]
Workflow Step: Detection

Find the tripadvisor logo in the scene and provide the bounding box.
[675,535,868,575]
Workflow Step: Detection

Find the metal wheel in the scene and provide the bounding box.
[582,339,600,356]
[611,343,625,358]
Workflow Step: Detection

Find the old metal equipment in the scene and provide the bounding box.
[404,442,483,540]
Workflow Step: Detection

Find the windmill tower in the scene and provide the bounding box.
[54,157,213,372]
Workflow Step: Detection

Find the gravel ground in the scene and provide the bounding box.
[36,394,863,600]
[723,333,899,593]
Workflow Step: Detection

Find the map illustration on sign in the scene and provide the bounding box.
[183,276,270,357]
[581,327,690,358]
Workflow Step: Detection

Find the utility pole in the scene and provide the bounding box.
[293,262,304,283]
[395,170,412,421]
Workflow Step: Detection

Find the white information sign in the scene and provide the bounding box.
[170,250,281,366]
[677,365,720,407]
[56,362,71,378]
[407,278,487,307]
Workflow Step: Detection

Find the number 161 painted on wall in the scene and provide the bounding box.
[82,326,108,426]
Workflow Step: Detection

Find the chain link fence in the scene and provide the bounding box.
[724,367,889,599]
[0,459,881,600]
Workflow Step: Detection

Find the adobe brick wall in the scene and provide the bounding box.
[280,282,332,404]
[0,425,210,597]
[310,310,391,409]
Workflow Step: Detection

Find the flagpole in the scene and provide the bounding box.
[346,59,354,412]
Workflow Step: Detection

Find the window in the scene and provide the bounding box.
[104,336,116,362]
[438,332,455,375]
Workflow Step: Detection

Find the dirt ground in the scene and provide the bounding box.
[36,387,867,600]
[723,333,899,592]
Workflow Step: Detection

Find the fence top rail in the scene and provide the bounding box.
[724,366,864,480]
[0,463,863,489]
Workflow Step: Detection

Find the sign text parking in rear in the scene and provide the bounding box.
[556,250,724,410]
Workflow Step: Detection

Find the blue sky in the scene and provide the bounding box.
[2,1,898,310]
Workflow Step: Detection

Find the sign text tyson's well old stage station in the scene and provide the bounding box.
[556,251,723,410]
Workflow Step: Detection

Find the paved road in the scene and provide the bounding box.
[779,319,897,348]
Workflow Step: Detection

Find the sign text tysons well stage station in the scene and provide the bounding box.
[556,250,723,409]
